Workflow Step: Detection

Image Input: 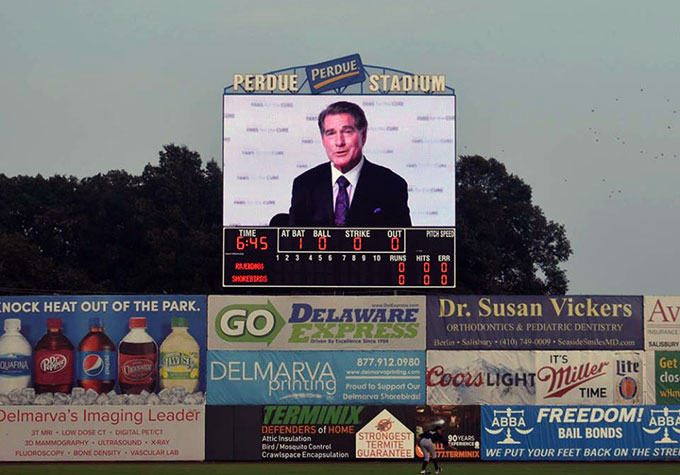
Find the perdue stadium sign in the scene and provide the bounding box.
[230,53,448,95]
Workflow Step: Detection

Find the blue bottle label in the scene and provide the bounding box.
[0,353,31,377]
[77,351,116,380]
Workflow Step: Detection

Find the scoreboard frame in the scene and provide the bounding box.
[221,57,457,290]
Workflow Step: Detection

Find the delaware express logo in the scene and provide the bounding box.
[215,301,420,345]
[215,301,285,345]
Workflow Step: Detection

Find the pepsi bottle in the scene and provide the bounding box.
[76,317,116,393]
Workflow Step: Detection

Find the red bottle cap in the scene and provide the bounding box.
[129,317,147,328]
[47,318,62,329]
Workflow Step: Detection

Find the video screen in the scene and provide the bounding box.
[223,95,455,228]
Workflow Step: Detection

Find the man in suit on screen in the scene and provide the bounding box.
[287,101,412,227]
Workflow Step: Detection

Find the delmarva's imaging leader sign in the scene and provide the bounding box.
[208,296,426,350]
[427,295,643,350]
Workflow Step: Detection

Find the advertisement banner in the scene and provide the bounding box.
[0,295,207,461]
[482,405,680,460]
[207,350,425,405]
[415,405,480,459]
[207,295,426,351]
[535,352,643,405]
[426,351,536,405]
[645,296,680,350]
[644,351,680,405]
[205,405,415,461]
[0,405,204,461]
[428,295,643,350]
[426,351,642,405]
[0,295,207,400]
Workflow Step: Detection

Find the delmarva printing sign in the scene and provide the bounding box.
[427,295,643,350]
[208,296,426,350]
[482,406,680,461]
[207,350,425,405]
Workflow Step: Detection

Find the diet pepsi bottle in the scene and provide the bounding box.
[76,317,116,393]
[118,317,157,394]
[0,318,32,394]
[34,318,74,394]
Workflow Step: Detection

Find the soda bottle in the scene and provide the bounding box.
[76,317,116,393]
[34,318,74,394]
[159,317,200,392]
[0,318,32,394]
[118,317,157,394]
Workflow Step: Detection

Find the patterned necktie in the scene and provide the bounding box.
[334,176,350,226]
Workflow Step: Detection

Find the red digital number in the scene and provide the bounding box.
[391,236,400,251]
[353,237,362,250]
[259,236,268,250]
[236,236,245,250]
[318,236,327,250]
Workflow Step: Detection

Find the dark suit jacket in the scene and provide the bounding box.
[288,159,411,227]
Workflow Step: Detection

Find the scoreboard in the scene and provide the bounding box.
[222,87,456,290]
[223,227,455,288]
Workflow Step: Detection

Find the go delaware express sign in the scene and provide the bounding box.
[207,296,426,350]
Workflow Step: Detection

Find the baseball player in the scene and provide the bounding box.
[418,425,448,474]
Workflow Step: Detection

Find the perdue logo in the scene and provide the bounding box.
[215,301,285,345]
[305,54,365,94]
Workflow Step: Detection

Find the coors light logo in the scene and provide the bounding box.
[39,354,67,374]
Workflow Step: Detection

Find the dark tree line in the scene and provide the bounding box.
[0,146,571,295]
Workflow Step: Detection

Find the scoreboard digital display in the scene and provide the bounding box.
[223,227,455,288]
[222,91,455,289]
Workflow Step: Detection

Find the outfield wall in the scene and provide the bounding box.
[1,294,679,461]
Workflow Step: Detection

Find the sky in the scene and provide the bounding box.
[1,0,679,295]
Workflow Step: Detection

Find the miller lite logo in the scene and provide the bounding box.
[537,357,609,399]
[643,407,680,444]
[485,408,534,444]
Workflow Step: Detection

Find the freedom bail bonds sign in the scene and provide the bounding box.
[482,406,680,461]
